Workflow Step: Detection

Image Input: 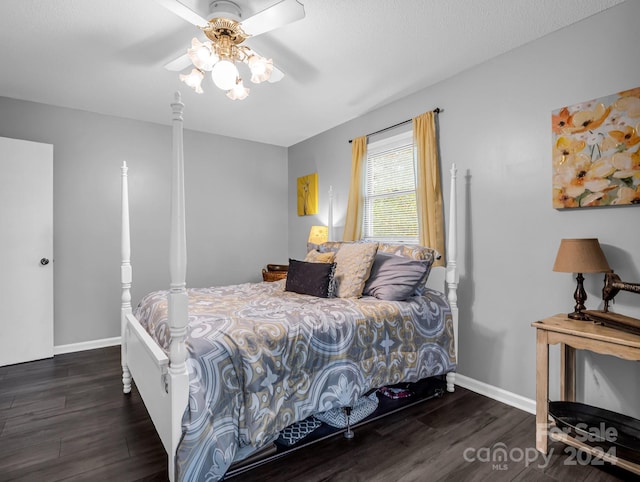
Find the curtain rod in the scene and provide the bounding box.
[348,108,441,143]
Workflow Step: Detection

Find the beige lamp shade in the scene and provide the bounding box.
[308,225,329,244]
[552,238,610,273]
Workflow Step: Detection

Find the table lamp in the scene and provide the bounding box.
[308,225,329,245]
[552,238,610,320]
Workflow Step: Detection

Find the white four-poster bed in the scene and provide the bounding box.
[121,93,459,481]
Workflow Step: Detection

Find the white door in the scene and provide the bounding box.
[0,136,54,366]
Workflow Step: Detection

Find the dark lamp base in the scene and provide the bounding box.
[568,273,590,321]
[568,311,589,321]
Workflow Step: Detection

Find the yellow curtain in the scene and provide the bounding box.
[343,136,367,241]
[413,112,445,266]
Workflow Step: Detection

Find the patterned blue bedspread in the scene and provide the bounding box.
[134,280,456,481]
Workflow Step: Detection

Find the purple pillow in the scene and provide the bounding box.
[363,254,431,301]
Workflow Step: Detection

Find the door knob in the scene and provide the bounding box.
[40,258,50,266]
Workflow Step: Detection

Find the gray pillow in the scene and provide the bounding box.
[363,253,431,301]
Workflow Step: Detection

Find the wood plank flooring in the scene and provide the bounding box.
[0,346,637,481]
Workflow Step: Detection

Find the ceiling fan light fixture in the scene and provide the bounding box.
[211,59,239,91]
[179,68,205,94]
[187,38,218,71]
[248,55,273,83]
[227,79,250,100]
[164,0,305,100]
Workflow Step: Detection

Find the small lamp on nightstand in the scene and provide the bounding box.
[308,225,329,245]
[553,238,610,320]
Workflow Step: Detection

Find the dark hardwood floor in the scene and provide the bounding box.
[0,346,637,482]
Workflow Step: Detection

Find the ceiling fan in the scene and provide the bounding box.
[157,0,305,100]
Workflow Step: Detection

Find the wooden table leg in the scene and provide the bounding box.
[536,328,549,453]
[560,343,576,402]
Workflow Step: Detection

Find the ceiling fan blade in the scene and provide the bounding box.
[241,0,305,37]
[164,53,192,72]
[268,65,284,83]
[155,0,209,27]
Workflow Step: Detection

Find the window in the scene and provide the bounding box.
[362,130,418,243]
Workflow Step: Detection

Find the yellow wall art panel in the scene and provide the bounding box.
[297,172,318,216]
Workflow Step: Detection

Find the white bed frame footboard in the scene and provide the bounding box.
[120,93,459,481]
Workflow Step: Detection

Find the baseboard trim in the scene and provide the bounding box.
[455,373,536,415]
[54,336,121,355]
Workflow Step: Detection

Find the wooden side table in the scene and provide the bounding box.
[532,314,640,474]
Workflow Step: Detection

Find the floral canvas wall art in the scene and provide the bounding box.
[297,172,318,216]
[552,87,640,208]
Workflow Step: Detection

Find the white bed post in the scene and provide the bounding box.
[167,92,190,481]
[445,163,459,393]
[121,161,133,394]
[327,185,334,241]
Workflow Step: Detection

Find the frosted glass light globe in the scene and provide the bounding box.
[211,60,239,91]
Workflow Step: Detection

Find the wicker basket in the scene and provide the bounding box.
[262,269,287,282]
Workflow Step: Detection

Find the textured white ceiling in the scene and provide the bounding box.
[0,0,626,146]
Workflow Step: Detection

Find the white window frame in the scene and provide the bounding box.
[362,129,418,244]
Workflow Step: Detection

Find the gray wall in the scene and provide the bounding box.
[0,1,637,420]
[288,1,640,418]
[0,97,288,346]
